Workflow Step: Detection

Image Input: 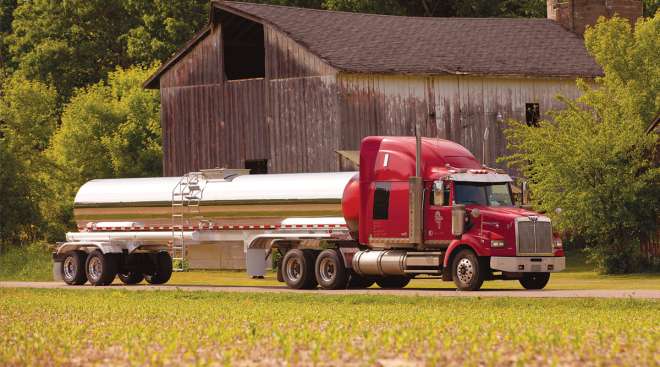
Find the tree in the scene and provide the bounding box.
[49,65,162,188]
[0,140,41,248]
[501,14,660,274]
[123,0,209,65]
[6,0,208,101]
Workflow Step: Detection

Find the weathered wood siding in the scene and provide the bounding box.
[264,25,339,173]
[267,75,340,173]
[337,74,581,168]
[265,27,336,80]
[160,27,222,88]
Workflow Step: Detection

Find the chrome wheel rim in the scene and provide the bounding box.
[319,257,336,283]
[63,256,76,280]
[88,256,102,282]
[285,257,302,282]
[456,258,474,284]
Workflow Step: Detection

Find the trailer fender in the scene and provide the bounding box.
[56,242,123,256]
[244,233,334,277]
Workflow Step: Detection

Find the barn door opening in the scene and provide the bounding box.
[217,10,265,80]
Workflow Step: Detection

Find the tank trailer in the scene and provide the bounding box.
[54,136,565,290]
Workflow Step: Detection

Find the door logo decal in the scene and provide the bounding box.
[434,211,443,229]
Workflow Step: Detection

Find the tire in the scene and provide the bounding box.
[519,273,550,290]
[376,276,411,289]
[62,251,87,285]
[348,272,375,289]
[315,249,348,290]
[281,249,317,289]
[452,249,485,291]
[144,252,173,285]
[118,272,144,285]
[85,250,118,286]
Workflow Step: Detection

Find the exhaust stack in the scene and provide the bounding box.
[408,130,424,246]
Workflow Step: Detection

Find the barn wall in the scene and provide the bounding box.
[337,73,582,168]
[267,75,341,173]
[265,26,336,80]
[160,27,222,88]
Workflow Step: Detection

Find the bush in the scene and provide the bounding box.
[501,15,660,274]
[0,242,53,281]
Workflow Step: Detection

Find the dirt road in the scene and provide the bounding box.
[2,281,659,299]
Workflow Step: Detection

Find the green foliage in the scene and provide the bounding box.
[0,242,52,280]
[643,0,659,18]
[0,75,58,245]
[502,15,660,274]
[6,0,207,101]
[123,0,209,64]
[49,65,162,188]
[0,289,658,365]
[0,142,41,246]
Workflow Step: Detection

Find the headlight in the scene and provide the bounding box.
[491,240,505,248]
[553,238,563,249]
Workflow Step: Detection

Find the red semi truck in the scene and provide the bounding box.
[54,136,564,290]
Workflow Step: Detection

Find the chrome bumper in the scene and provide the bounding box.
[490,256,565,273]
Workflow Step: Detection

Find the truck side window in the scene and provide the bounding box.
[373,182,390,220]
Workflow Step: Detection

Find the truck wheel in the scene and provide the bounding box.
[282,249,317,289]
[118,272,144,285]
[452,249,485,291]
[348,272,375,289]
[62,251,87,285]
[315,249,348,290]
[85,250,118,286]
[376,276,411,289]
[145,252,173,285]
[519,273,550,290]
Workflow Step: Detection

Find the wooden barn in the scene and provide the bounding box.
[144,0,642,269]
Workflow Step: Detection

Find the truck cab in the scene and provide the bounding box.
[339,136,565,290]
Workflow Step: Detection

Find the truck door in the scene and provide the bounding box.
[424,180,453,244]
[371,181,410,241]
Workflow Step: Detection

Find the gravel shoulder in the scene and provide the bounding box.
[2,281,659,299]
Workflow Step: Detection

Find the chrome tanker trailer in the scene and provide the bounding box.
[54,136,565,290]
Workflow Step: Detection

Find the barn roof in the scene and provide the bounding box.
[145,1,603,88]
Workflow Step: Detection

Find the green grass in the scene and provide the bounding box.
[0,288,657,366]
[0,242,52,281]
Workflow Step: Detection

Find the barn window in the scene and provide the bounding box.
[525,103,540,127]
[373,182,391,220]
[245,159,268,174]
[218,10,265,80]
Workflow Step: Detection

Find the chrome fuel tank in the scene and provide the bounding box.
[74,171,357,227]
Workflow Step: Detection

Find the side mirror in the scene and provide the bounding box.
[521,181,529,205]
[432,181,445,206]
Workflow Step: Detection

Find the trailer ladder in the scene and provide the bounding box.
[171,172,206,271]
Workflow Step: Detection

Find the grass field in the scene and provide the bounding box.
[0,288,657,366]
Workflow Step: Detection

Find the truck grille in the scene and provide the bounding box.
[517,219,553,255]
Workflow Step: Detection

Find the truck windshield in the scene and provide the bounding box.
[454,182,513,207]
